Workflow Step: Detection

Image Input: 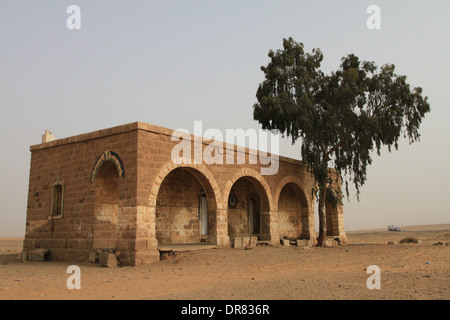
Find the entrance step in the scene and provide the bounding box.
[158,244,217,260]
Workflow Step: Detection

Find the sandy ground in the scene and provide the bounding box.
[0,224,449,300]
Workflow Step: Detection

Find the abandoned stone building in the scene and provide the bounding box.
[23,122,346,266]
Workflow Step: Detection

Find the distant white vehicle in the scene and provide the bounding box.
[388,225,402,232]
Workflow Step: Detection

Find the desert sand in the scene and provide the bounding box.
[0,224,449,300]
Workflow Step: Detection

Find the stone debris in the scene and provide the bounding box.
[233,237,243,248]
[233,237,258,249]
[18,249,49,262]
[99,252,118,268]
[89,250,99,263]
[296,239,312,247]
[89,248,119,267]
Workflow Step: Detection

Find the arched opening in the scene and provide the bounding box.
[51,185,64,217]
[93,160,119,249]
[155,167,217,245]
[277,183,309,239]
[227,177,271,240]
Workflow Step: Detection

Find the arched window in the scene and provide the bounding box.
[50,178,65,219]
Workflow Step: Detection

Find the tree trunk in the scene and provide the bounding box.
[317,184,327,247]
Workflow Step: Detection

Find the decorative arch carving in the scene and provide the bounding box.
[90,150,125,184]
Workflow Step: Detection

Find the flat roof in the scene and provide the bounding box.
[30,121,311,167]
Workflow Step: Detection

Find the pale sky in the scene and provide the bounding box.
[0,1,449,236]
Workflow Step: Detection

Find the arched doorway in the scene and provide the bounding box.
[226,176,271,240]
[155,167,218,245]
[277,182,309,239]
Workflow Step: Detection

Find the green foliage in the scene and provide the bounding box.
[253,37,430,202]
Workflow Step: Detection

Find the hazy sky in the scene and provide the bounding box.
[0,1,449,236]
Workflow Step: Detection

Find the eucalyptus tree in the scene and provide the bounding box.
[253,37,430,246]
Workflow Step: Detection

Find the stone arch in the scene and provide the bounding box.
[223,168,274,212]
[148,161,223,209]
[148,161,223,245]
[90,150,125,184]
[275,176,313,240]
[274,176,311,210]
[223,168,275,242]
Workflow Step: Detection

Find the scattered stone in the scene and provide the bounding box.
[20,250,30,262]
[296,239,312,247]
[31,249,49,261]
[233,237,243,248]
[325,238,337,247]
[99,252,118,268]
[433,242,444,246]
[426,261,431,265]
[387,241,395,245]
[89,250,99,263]
[244,246,252,250]
[160,252,170,260]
